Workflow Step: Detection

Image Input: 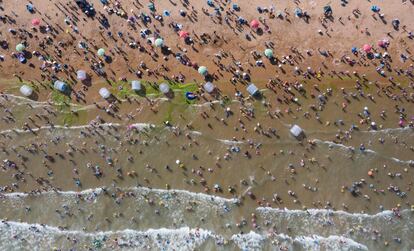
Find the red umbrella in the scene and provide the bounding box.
[250,19,260,29]
[362,44,372,53]
[377,39,389,48]
[179,31,189,39]
[31,18,41,26]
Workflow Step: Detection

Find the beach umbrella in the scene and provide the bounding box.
[31,18,41,26]
[323,5,332,15]
[154,38,164,47]
[198,66,208,76]
[26,4,34,13]
[294,8,303,17]
[148,3,155,11]
[179,31,189,39]
[362,44,372,53]
[250,19,260,29]
[378,39,389,48]
[351,47,358,54]
[163,10,170,16]
[16,43,26,52]
[264,49,273,58]
[371,5,380,12]
[97,48,105,57]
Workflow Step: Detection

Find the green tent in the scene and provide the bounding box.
[198,66,208,76]
[97,48,105,57]
[16,43,26,52]
[154,38,164,47]
[264,49,273,58]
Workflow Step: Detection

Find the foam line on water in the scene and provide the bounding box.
[4,186,408,218]
[313,139,414,165]
[217,139,246,145]
[0,122,159,135]
[0,186,238,204]
[305,126,413,136]
[232,231,368,251]
[256,207,408,219]
[0,220,369,251]
[359,126,413,134]
[0,123,121,135]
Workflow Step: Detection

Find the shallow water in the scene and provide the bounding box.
[0,80,413,250]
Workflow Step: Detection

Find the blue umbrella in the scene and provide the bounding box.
[371,5,380,12]
[294,8,303,17]
[351,47,358,54]
[163,10,170,16]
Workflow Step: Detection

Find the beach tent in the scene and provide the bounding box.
[20,85,33,97]
[185,92,197,100]
[77,70,87,81]
[154,38,164,47]
[203,82,215,93]
[159,83,170,94]
[362,44,372,53]
[246,83,259,96]
[16,43,25,52]
[264,49,273,58]
[97,48,105,56]
[131,80,141,91]
[250,19,260,29]
[290,125,304,138]
[31,18,41,26]
[54,80,69,92]
[198,66,208,76]
[179,31,189,39]
[99,87,111,99]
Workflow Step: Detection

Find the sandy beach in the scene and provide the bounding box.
[0,0,413,250]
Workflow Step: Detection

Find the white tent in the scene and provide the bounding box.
[246,83,259,96]
[131,80,141,91]
[20,85,33,97]
[203,82,215,93]
[290,125,304,138]
[159,83,170,94]
[77,70,87,81]
[99,88,111,99]
[54,80,68,92]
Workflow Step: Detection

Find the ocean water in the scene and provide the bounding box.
[0,186,412,250]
